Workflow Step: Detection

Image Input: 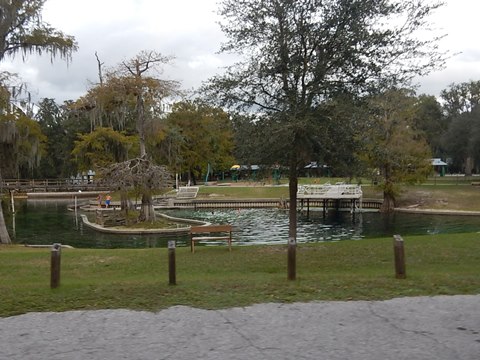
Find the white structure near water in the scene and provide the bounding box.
[297,183,363,215]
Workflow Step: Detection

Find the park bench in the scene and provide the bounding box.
[190,225,233,253]
[177,186,199,199]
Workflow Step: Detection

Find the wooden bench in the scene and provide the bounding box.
[190,225,233,253]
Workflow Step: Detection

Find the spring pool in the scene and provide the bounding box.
[6,199,480,248]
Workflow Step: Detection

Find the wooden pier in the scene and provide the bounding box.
[297,184,363,216]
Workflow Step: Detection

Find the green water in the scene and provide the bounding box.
[5,199,480,248]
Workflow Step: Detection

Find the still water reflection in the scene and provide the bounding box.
[6,199,480,249]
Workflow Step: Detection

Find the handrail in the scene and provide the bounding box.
[0,178,109,192]
[297,184,362,198]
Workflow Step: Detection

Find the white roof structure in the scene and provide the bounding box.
[431,158,447,166]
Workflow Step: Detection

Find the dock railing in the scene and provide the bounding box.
[1,178,109,193]
[297,183,362,199]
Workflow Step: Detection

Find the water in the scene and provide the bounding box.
[6,199,480,248]
[7,199,187,249]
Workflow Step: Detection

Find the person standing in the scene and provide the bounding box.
[105,194,112,208]
[97,194,103,208]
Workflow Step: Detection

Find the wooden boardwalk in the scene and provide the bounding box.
[1,178,110,193]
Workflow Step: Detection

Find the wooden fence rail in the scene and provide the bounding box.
[1,178,110,193]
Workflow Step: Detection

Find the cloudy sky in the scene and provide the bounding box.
[0,0,479,104]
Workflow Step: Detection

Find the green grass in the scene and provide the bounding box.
[198,179,383,199]
[1,232,479,317]
[198,179,480,211]
[395,185,480,211]
[199,185,289,198]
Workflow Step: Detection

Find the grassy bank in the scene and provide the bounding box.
[199,180,480,211]
[1,233,479,317]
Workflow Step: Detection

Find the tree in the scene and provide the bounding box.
[442,107,480,174]
[35,98,67,177]
[70,50,180,222]
[99,157,173,222]
[440,81,480,174]
[159,101,235,183]
[441,81,480,119]
[118,50,180,157]
[0,0,77,244]
[204,0,445,280]
[362,89,432,211]
[314,94,364,179]
[71,127,139,171]
[412,95,446,159]
[230,113,268,165]
[0,0,77,61]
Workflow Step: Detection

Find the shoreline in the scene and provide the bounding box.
[395,207,480,216]
[80,213,209,235]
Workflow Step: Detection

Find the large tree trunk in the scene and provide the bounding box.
[287,155,298,280]
[381,166,396,212]
[137,93,146,158]
[465,156,474,176]
[139,193,155,222]
[381,190,396,212]
[0,199,12,244]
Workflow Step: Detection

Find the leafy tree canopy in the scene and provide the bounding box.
[0,0,77,61]
[71,127,139,172]
[361,88,432,211]
[160,100,235,182]
[204,0,446,257]
[0,106,46,178]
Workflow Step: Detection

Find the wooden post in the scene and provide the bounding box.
[287,237,296,280]
[393,235,406,279]
[168,240,176,285]
[10,190,15,214]
[50,243,62,288]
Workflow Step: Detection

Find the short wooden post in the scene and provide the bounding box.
[287,237,296,281]
[168,240,176,285]
[393,235,406,279]
[50,243,62,288]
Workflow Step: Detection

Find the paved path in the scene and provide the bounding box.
[1,295,479,360]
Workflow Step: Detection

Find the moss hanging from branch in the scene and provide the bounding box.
[98,157,174,222]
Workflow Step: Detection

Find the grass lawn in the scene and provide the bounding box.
[198,185,289,199]
[198,179,480,211]
[395,185,480,211]
[1,232,479,317]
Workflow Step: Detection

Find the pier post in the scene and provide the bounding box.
[168,240,176,285]
[50,243,62,288]
[393,235,406,279]
[10,190,15,213]
[287,237,296,280]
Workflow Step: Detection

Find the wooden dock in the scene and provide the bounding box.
[297,184,363,216]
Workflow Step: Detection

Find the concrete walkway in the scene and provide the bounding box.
[1,295,479,360]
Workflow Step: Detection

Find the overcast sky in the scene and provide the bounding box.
[0,0,479,104]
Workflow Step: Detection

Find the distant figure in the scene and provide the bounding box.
[97,194,103,208]
[105,194,112,208]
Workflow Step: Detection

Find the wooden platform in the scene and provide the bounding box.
[297,184,362,200]
[297,184,363,215]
